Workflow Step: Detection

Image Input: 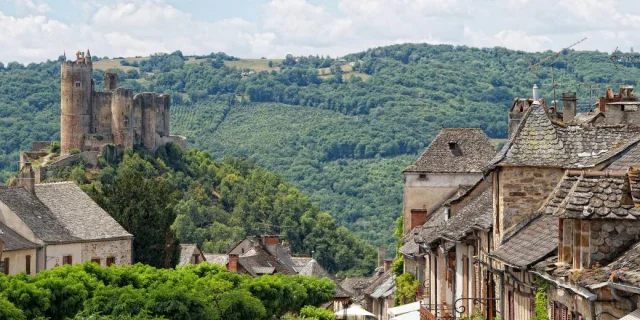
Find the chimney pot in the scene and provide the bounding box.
[532,84,540,102]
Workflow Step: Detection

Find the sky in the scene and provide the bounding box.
[0,0,639,64]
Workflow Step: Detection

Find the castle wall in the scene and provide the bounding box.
[91,92,113,135]
[111,88,134,148]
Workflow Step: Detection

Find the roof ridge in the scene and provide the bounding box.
[36,181,74,186]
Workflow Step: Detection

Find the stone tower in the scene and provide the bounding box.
[60,50,93,154]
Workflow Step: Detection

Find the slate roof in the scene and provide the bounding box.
[341,276,374,297]
[35,182,132,241]
[238,246,297,276]
[435,187,493,242]
[365,271,396,299]
[606,143,640,171]
[404,128,496,173]
[0,222,41,251]
[492,214,558,268]
[298,259,351,298]
[204,253,228,266]
[0,186,77,243]
[489,102,640,169]
[178,243,204,266]
[543,174,640,220]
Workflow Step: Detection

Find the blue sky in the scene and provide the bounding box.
[1,0,638,63]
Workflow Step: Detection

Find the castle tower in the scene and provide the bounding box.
[111,88,135,148]
[60,50,93,154]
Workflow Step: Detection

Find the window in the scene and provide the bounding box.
[91,258,101,265]
[418,174,427,180]
[74,81,81,88]
[26,255,31,275]
[106,257,115,266]
[3,258,8,275]
[193,254,200,264]
[62,255,72,265]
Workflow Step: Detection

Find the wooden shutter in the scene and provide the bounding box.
[550,302,556,320]
[63,255,72,265]
[26,255,31,275]
[508,291,514,320]
[3,258,9,275]
[106,257,115,266]
[91,258,101,265]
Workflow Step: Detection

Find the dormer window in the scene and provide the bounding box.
[449,142,462,156]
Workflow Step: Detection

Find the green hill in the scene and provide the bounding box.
[2,45,640,251]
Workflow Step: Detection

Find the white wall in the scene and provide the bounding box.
[45,243,82,269]
[2,248,37,275]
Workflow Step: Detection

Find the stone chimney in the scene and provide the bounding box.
[384,259,393,273]
[410,209,428,231]
[562,92,577,123]
[17,162,35,195]
[377,247,386,269]
[228,254,238,272]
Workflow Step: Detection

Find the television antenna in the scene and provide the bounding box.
[528,37,588,109]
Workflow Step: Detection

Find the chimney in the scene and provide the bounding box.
[262,235,279,256]
[562,92,577,123]
[17,162,35,195]
[384,259,393,273]
[228,254,238,272]
[410,209,428,230]
[377,247,386,268]
[532,84,540,102]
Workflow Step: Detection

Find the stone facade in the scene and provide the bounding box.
[589,220,640,266]
[496,167,563,236]
[81,239,132,267]
[60,51,185,154]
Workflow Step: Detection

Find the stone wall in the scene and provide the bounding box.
[81,239,132,267]
[590,219,640,266]
[497,167,563,235]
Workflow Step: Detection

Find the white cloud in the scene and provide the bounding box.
[1,0,640,63]
[15,0,51,15]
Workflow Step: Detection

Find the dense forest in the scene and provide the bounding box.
[0,261,335,319]
[1,44,639,251]
[42,144,376,275]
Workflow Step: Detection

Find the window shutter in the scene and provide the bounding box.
[26,255,31,275]
[3,258,9,275]
[550,302,556,320]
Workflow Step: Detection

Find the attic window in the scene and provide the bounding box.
[448,142,462,156]
[75,81,81,88]
[419,174,427,180]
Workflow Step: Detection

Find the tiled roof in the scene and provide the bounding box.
[492,214,558,268]
[204,253,228,266]
[35,182,132,241]
[341,276,374,296]
[489,102,640,169]
[404,128,496,173]
[543,174,640,220]
[239,246,297,276]
[436,188,493,242]
[0,186,77,243]
[364,270,395,299]
[0,222,41,251]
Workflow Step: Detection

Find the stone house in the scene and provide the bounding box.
[0,222,39,275]
[0,166,132,275]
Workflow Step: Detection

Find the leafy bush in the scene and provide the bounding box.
[2,262,334,319]
[300,305,336,320]
[70,148,81,155]
[394,273,418,306]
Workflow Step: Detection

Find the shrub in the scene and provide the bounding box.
[70,148,81,155]
[300,305,335,320]
[49,141,61,154]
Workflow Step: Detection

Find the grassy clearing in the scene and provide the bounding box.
[223,59,282,72]
[94,57,146,71]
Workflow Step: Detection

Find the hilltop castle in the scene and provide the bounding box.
[60,50,185,154]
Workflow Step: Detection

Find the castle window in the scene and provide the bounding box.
[75,81,81,88]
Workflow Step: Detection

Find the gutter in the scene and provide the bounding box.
[529,270,597,301]
[608,282,639,312]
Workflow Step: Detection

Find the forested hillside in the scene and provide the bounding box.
[2,44,639,250]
